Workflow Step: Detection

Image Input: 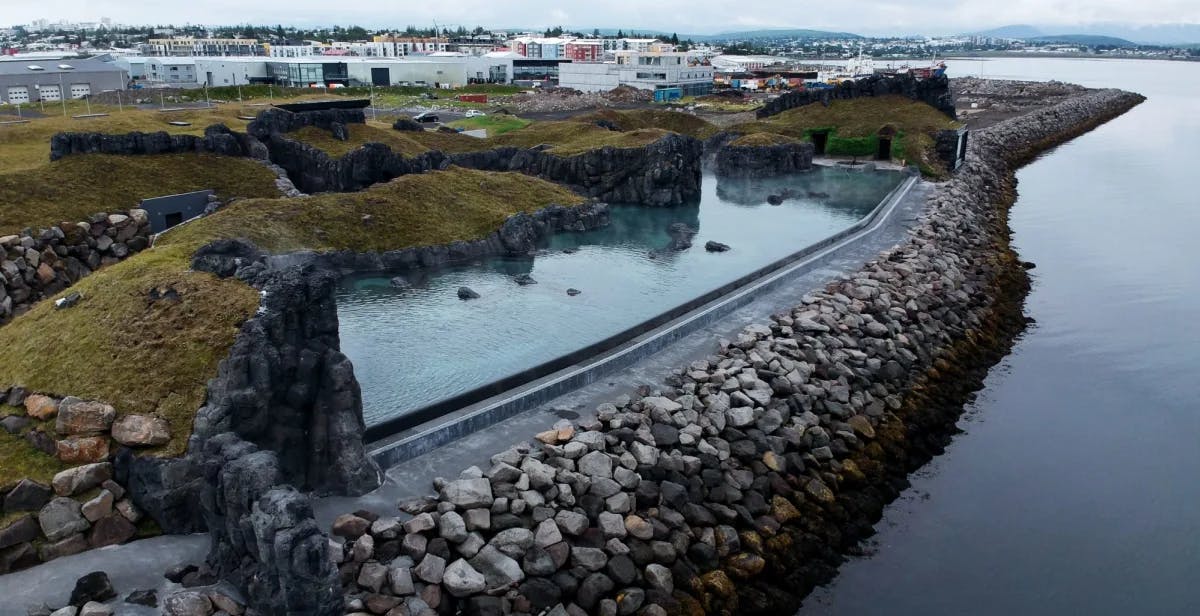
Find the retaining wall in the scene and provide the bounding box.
[1,210,151,324]
[757,73,956,119]
[259,128,704,207]
[48,124,266,161]
[714,141,816,177]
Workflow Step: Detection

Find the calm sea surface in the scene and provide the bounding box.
[337,167,902,426]
[799,58,1200,615]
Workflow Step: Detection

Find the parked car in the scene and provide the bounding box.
[464,110,487,118]
[413,112,440,123]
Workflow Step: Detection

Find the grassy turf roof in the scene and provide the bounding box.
[0,154,280,235]
[290,119,672,159]
[728,96,961,175]
[729,132,802,147]
[0,168,586,459]
[573,108,720,140]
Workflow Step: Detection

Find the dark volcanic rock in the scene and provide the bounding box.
[70,571,116,606]
[715,141,815,178]
[704,241,731,253]
[458,286,481,300]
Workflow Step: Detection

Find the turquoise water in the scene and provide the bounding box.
[337,167,903,427]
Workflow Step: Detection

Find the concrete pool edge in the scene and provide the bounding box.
[367,172,922,467]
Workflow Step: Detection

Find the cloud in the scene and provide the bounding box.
[4,0,1199,35]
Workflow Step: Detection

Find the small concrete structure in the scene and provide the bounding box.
[140,190,213,233]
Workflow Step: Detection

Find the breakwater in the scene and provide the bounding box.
[318,87,1142,616]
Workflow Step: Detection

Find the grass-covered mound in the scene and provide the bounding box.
[291,122,434,158]
[0,168,585,459]
[290,119,672,159]
[729,132,802,147]
[0,243,259,458]
[0,154,280,234]
[446,115,532,136]
[574,109,720,140]
[165,167,586,254]
[0,103,261,172]
[729,96,961,175]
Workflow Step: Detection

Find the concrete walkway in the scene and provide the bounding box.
[0,178,934,615]
[314,178,934,528]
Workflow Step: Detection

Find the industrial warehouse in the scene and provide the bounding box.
[0,56,126,104]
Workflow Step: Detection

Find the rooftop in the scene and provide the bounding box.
[0,57,126,76]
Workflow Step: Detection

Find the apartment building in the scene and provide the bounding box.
[144,37,265,57]
[559,50,713,95]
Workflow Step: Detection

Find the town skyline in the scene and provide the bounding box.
[4,0,1200,39]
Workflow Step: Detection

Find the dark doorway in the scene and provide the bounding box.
[371,67,389,87]
[876,137,892,160]
[164,212,184,229]
[811,131,829,155]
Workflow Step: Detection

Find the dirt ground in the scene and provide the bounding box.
[951,77,1089,129]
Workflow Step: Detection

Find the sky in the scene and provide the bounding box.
[5,0,1200,36]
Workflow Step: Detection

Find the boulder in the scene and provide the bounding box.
[49,463,112,496]
[78,602,112,616]
[468,545,524,588]
[88,514,137,548]
[110,415,171,447]
[208,591,244,616]
[125,589,158,607]
[162,591,213,616]
[4,479,53,511]
[38,497,89,542]
[70,571,116,606]
[414,553,446,584]
[55,398,116,435]
[331,513,371,539]
[0,414,29,434]
[443,558,487,597]
[457,287,481,300]
[440,478,493,509]
[81,490,115,522]
[24,394,59,420]
[705,241,731,253]
[39,533,88,561]
[56,436,110,464]
[0,515,41,550]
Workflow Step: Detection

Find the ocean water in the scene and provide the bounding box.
[798,58,1200,615]
[336,167,903,427]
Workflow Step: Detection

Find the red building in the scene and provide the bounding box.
[564,41,601,62]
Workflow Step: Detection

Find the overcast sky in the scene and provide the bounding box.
[5,0,1200,35]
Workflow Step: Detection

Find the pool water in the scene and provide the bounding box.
[336,167,904,428]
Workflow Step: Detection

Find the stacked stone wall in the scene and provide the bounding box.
[0,209,151,324]
[757,73,956,119]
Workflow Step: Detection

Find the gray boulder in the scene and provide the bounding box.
[442,558,487,597]
[39,497,89,542]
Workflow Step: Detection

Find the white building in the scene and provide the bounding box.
[268,43,329,58]
[559,50,712,95]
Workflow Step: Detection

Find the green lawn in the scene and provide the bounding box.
[446,115,532,136]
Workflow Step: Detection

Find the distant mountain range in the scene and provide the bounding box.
[973,24,1200,45]
[582,28,860,41]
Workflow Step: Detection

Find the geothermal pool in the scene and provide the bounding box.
[336,166,904,429]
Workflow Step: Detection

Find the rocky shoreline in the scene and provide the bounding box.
[314,87,1143,616]
[2,85,1145,616]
